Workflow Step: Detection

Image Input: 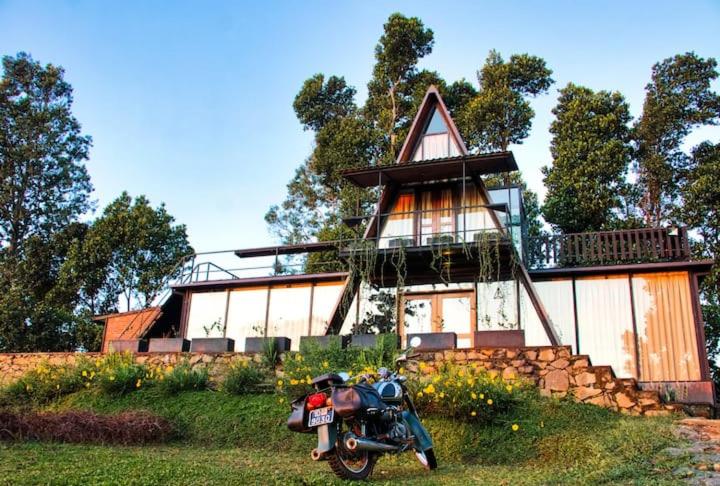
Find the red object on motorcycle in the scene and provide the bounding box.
[306,392,328,410]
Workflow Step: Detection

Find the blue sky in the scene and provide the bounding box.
[1,0,719,254]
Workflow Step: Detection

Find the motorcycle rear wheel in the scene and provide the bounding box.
[328,442,377,480]
[415,448,438,470]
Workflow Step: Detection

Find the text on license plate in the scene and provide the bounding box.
[308,407,334,427]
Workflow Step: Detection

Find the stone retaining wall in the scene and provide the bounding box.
[0,347,677,416]
[411,347,678,416]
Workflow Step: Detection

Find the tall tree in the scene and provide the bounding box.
[541,83,632,234]
[62,192,193,312]
[678,141,720,383]
[459,50,553,152]
[0,53,93,352]
[293,74,357,132]
[0,52,92,256]
[365,13,435,162]
[634,52,720,226]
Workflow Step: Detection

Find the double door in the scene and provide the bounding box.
[400,291,476,348]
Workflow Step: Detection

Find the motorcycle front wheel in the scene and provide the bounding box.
[415,448,438,470]
[328,423,377,480]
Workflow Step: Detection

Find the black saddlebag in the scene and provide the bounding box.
[287,396,312,433]
[331,384,385,418]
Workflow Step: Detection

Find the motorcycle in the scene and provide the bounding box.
[287,337,437,480]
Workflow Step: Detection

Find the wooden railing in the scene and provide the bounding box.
[527,227,691,269]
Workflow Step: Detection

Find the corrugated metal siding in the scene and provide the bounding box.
[534,280,577,353]
[576,275,637,378]
[632,272,701,381]
[101,307,162,352]
[225,288,268,351]
[186,291,227,338]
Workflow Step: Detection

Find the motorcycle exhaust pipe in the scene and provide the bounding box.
[345,434,401,453]
[310,448,328,461]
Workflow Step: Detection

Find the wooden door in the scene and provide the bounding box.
[400,291,476,348]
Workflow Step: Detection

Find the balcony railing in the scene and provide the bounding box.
[527,227,691,269]
[346,203,515,249]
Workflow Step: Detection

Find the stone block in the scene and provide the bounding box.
[544,369,569,392]
[538,349,555,362]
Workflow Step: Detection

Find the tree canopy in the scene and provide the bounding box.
[458,50,553,152]
[541,83,633,234]
[634,52,720,226]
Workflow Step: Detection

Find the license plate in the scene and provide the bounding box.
[308,407,334,427]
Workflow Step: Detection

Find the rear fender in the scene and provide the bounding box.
[401,410,433,451]
[316,422,337,453]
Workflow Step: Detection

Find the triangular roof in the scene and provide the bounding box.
[396,85,469,163]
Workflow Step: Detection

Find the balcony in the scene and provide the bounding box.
[527,227,691,270]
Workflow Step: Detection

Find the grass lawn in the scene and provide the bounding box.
[0,390,690,485]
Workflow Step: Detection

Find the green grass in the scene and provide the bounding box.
[0,389,689,485]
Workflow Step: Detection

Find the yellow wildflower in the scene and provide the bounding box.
[82,370,88,377]
[487,399,493,405]
[479,393,485,399]
[136,379,142,388]
[322,361,329,369]
[56,384,60,390]
[277,380,284,387]
[290,379,299,386]
[84,383,90,388]
[471,392,477,400]
[506,385,513,393]
[423,384,436,395]
[25,384,32,392]
[467,379,475,386]
[512,424,519,432]
[458,369,465,377]
[416,391,424,398]
[432,375,441,384]
[439,392,445,399]
[540,421,544,428]
[471,411,477,417]
[90,371,95,379]
[109,376,115,381]
[399,367,405,375]
[278,397,285,404]
[306,375,312,383]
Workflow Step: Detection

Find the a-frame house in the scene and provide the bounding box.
[335,86,560,349]
[98,86,716,407]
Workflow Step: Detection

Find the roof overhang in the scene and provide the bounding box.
[171,272,348,292]
[528,259,714,280]
[341,152,518,188]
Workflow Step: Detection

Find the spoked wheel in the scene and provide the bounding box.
[328,423,377,480]
[415,447,438,470]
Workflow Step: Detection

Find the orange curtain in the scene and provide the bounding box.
[389,193,414,220]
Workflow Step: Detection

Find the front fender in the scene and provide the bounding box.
[401,410,433,451]
[316,422,337,453]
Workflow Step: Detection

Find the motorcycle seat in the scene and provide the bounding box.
[311,373,345,386]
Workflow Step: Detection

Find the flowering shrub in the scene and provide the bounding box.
[222,359,267,395]
[157,361,209,395]
[95,352,151,396]
[278,335,397,398]
[1,361,83,404]
[408,362,526,424]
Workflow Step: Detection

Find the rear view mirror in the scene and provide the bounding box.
[409,336,422,348]
[337,372,350,382]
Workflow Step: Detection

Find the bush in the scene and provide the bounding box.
[408,362,526,424]
[158,361,209,395]
[0,410,174,444]
[95,352,151,396]
[1,361,83,404]
[279,334,398,397]
[223,360,266,394]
